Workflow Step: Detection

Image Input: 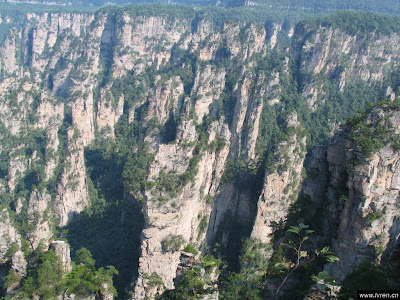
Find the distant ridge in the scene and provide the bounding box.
[2,0,400,15]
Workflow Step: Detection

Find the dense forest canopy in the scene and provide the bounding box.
[2,0,400,43]
[2,0,400,13]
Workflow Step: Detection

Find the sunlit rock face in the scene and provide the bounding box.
[1,9,400,299]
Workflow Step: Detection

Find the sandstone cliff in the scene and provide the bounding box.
[0,8,400,299]
[324,103,400,283]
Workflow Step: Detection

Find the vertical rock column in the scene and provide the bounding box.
[27,189,52,249]
[50,240,72,272]
[251,113,307,244]
[54,128,89,226]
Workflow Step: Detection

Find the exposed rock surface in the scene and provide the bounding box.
[54,128,88,226]
[251,113,307,244]
[96,89,125,138]
[0,9,400,299]
[295,26,400,110]
[11,250,27,278]
[324,108,400,281]
[300,105,400,285]
[0,209,21,264]
[28,189,52,249]
[51,240,72,272]
[7,145,28,193]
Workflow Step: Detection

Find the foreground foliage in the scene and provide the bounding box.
[6,247,118,299]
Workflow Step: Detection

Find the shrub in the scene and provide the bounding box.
[198,216,208,237]
[183,244,199,255]
[4,269,19,289]
[364,211,384,223]
[339,262,389,299]
[144,272,164,288]
[162,235,185,253]
[6,242,18,259]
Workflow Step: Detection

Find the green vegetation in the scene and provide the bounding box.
[1,0,400,50]
[348,99,400,156]
[66,135,144,298]
[5,243,19,260]
[183,244,199,255]
[160,255,221,299]
[338,262,389,299]
[144,272,164,288]
[110,70,151,110]
[122,143,155,197]
[100,2,400,30]
[219,238,270,299]
[5,0,400,17]
[162,235,185,253]
[255,97,280,159]
[198,216,208,237]
[256,0,400,15]
[1,4,400,300]
[364,211,384,223]
[301,82,381,145]
[11,247,118,299]
[3,269,19,291]
[299,11,400,36]
[216,225,338,299]
[98,4,197,22]
[274,224,339,295]
[0,3,96,43]
[65,248,118,298]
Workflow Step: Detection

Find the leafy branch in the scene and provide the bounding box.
[274,223,339,295]
[312,270,339,292]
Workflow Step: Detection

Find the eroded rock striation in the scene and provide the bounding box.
[0,8,400,299]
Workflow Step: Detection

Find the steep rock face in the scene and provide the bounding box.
[0,209,21,264]
[230,73,254,156]
[241,72,270,163]
[301,104,400,284]
[147,76,184,126]
[324,108,400,281]
[27,13,95,72]
[127,16,400,298]
[303,145,329,204]
[2,9,400,299]
[0,209,27,294]
[133,20,272,299]
[205,66,290,245]
[54,128,88,226]
[34,92,64,180]
[96,89,124,138]
[114,14,189,76]
[192,65,225,124]
[0,10,109,235]
[50,240,72,272]
[27,189,52,249]
[135,121,231,299]
[0,29,20,77]
[7,145,28,193]
[294,25,400,110]
[0,89,32,136]
[71,92,96,147]
[251,113,307,244]
[0,11,108,146]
